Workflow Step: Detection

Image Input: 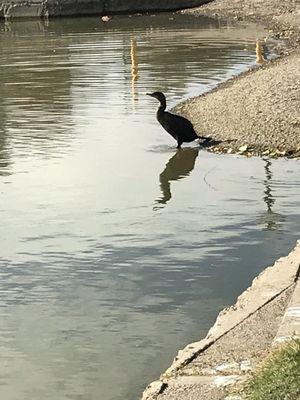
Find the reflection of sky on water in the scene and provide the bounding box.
[0,14,299,400]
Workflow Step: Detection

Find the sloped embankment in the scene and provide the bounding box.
[177,0,300,158]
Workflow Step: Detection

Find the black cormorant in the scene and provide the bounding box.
[147,91,211,148]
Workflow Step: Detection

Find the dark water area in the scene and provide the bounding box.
[0,13,299,400]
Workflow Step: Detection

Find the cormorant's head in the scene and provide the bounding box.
[146,91,166,104]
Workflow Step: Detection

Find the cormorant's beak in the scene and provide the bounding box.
[146,93,154,97]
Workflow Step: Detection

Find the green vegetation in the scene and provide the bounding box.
[242,340,300,400]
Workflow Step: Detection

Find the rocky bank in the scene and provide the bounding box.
[177,0,300,158]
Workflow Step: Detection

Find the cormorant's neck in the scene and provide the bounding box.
[158,98,166,112]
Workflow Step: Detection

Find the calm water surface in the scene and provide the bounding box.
[0,14,299,400]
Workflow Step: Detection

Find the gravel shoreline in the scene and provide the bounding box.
[177,0,300,158]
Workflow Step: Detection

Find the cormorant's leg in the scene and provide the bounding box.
[177,140,182,149]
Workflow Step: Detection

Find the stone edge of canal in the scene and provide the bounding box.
[140,239,300,400]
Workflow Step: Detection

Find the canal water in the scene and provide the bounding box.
[0,13,299,400]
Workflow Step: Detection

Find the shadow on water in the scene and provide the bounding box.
[260,158,285,230]
[154,147,199,209]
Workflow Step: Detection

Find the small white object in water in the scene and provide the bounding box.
[102,15,112,22]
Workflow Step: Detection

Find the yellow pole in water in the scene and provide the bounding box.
[256,39,266,64]
[130,38,139,106]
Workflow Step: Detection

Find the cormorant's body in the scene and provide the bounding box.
[147,92,210,148]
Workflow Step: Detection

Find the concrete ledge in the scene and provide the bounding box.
[163,241,300,377]
[141,240,300,399]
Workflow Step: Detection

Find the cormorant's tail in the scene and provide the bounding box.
[198,136,212,144]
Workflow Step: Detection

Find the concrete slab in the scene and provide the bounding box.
[184,285,293,376]
[141,284,293,400]
[163,241,300,377]
[141,241,300,400]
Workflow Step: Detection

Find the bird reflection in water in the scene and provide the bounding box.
[154,147,199,210]
[261,158,285,230]
[130,37,139,106]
